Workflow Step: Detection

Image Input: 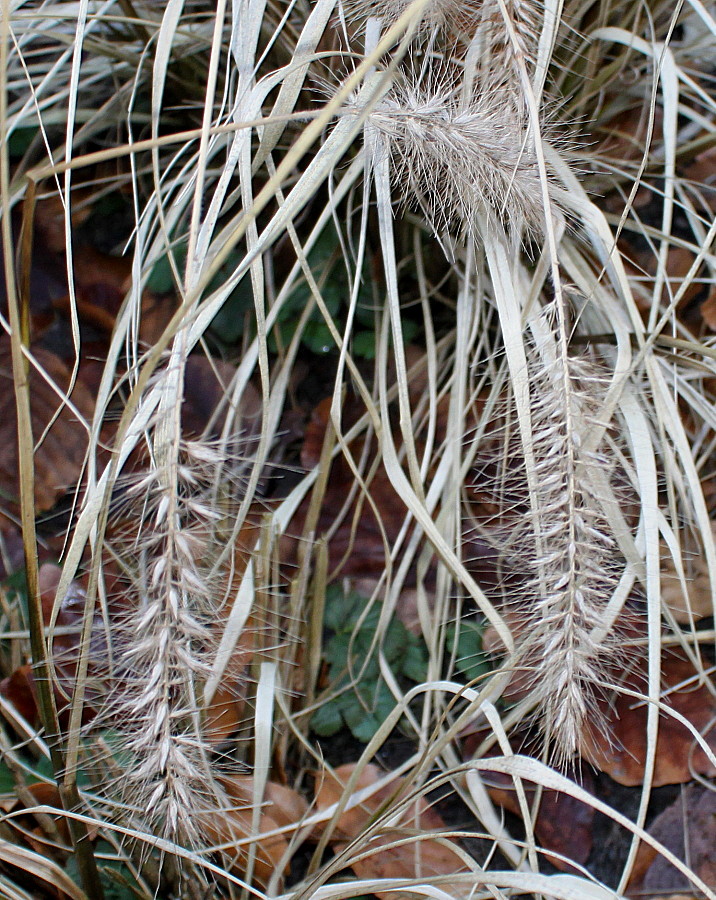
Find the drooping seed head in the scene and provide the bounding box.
[354,73,558,243]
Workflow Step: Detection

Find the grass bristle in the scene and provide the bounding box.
[342,0,539,59]
[466,329,632,761]
[3,0,715,896]
[512,348,625,759]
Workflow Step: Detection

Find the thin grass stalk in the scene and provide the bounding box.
[357,0,640,758]
[0,9,104,897]
[47,12,427,613]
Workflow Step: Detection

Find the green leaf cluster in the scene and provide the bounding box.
[147,224,418,357]
[444,619,490,683]
[311,586,427,742]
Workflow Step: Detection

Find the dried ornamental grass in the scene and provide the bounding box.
[1,0,716,897]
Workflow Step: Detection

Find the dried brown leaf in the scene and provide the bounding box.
[699,290,716,331]
[0,664,39,725]
[628,783,716,895]
[581,652,716,786]
[0,564,106,729]
[484,769,595,872]
[660,525,716,623]
[200,776,307,888]
[348,832,472,900]
[621,243,707,322]
[314,764,471,898]
[0,338,94,523]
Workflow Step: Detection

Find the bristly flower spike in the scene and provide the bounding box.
[354,73,559,244]
[517,353,622,760]
[342,0,540,67]
[98,432,234,853]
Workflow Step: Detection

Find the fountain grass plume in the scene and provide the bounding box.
[342,0,540,59]
[351,0,605,759]
[496,330,628,760]
[343,0,484,34]
[356,72,559,244]
[97,431,237,850]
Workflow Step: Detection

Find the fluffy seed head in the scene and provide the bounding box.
[94,439,244,850]
[357,75,557,242]
[342,0,540,72]
[468,340,630,761]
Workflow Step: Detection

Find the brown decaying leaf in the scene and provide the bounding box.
[33,187,179,348]
[4,781,72,860]
[25,186,183,411]
[482,769,595,872]
[50,278,177,396]
[284,384,498,605]
[621,242,713,325]
[0,525,27,579]
[33,189,94,257]
[581,651,716,787]
[627,783,716,895]
[700,292,716,330]
[594,106,664,170]
[97,352,262,484]
[202,613,257,749]
[282,395,411,582]
[347,832,472,900]
[595,107,716,332]
[181,355,262,443]
[314,763,447,840]
[202,682,246,748]
[0,665,38,724]
[0,564,104,729]
[602,134,716,333]
[314,763,472,899]
[200,775,308,888]
[682,146,716,215]
[459,717,597,872]
[660,524,716,623]
[0,337,94,524]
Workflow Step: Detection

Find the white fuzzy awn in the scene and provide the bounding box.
[353,8,620,757]
[103,436,229,846]
[343,0,484,32]
[342,0,538,55]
